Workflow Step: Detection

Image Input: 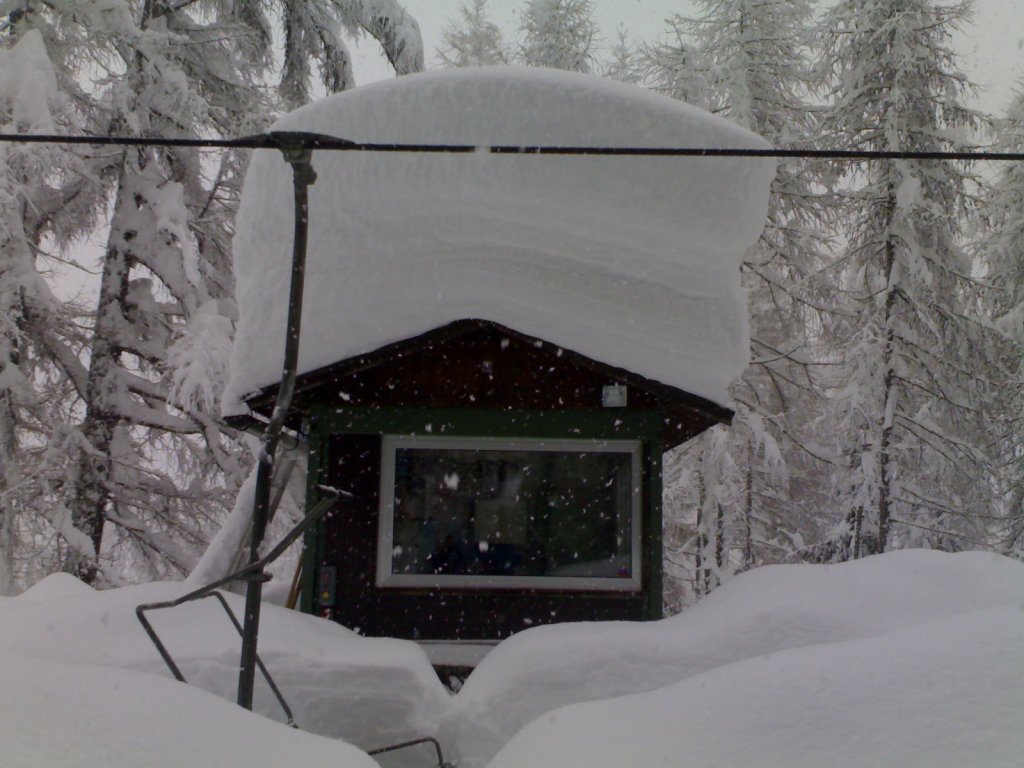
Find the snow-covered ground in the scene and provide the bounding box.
[2,551,1022,767]
[0,575,448,765]
[0,650,378,768]
[474,550,1024,768]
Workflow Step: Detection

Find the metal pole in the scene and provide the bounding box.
[236,133,320,710]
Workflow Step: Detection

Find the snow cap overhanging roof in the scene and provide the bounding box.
[224,67,775,416]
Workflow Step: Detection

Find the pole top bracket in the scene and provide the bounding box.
[262,131,344,183]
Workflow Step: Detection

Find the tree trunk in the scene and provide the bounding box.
[695,469,708,596]
[715,501,725,573]
[742,439,754,569]
[877,365,896,550]
[877,191,899,552]
[851,505,863,560]
[0,393,17,595]
[67,160,135,581]
[0,230,27,594]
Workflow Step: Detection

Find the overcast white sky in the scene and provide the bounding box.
[349,0,1024,114]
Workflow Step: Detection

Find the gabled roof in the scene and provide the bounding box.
[238,319,731,449]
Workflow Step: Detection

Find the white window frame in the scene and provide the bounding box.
[376,434,643,591]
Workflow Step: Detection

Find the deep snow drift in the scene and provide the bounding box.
[0,576,448,764]
[460,549,1024,767]
[488,606,1024,768]
[224,67,775,416]
[3,551,1021,767]
[0,650,379,768]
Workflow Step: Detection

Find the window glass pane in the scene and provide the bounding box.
[388,444,635,580]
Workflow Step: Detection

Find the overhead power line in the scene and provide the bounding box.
[1,130,1024,161]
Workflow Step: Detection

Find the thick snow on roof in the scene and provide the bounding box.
[225,67,774,414]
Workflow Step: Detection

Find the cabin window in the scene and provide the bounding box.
[376,435,642,591]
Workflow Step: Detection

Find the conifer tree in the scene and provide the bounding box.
[976,86,1024,555]
[636,18,709,109]
[819,0,1000,554]
[518,0,597,72]
[276,0,423,107]
[48,0,271,581]
[652,1,832,596]
[0,0,424,583]
[438,0,508,67]
[601,25,639,84]
[0,19,107,591]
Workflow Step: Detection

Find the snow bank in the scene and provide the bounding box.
[0,650,377,768]
[8,551,1016,768]
[487,603,1024,768]
[225,67,774,415]
[443,550,1024,767]
[15,570,94,601]
[0,579,449,754]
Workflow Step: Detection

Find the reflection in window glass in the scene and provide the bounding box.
[385,441,637,583]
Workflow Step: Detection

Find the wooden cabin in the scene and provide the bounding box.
[224,69,774,661]
[241,319,731,642]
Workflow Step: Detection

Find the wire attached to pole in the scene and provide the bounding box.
[2,130,1024,161]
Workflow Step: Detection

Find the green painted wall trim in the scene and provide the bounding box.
[300,434,328,615]
[645,433,664,620]
[303,405,666,620]
[308,405,664,441]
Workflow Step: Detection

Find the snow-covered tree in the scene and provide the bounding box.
[975,86,1024,555]
[636,18,710,119]
[700,0,831,568]
[437,0,508,67]
[68,0,423,583]
[276,0,423,107]
[601,25,640,84]
[0,0,424,584]
[0,21,106,592]
[23,0,268,581]
[652,1,833,596]
[818,0,1001,554]
[518,0,597,72]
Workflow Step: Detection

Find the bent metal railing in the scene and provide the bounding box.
[139,589,298,725]
[135,487,454,766]
[368,737,454,768]
[135,489,341,726]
